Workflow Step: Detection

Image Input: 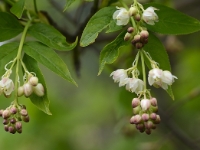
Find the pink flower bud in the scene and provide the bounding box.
[150,97,157,106]
[23,83,33,97]
[29,77,38,86]
[130,115,141,124]
[132,98,140,108]
[141,113,149,121]
[150,113,157,120]
[33,83,45,97]
[154,115,161,124]
[140,99,151,111]
[2,109,10,119]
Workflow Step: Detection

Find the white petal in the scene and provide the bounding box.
[113,10,120,19]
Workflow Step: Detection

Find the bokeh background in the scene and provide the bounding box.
[0,0,200,149]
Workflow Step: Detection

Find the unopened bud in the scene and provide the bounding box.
[20,109,28,116]
[2,109,10,119]
[141,113,149,121]
[127,27,134,33]
[132,98,140,108]
[150,97,157,106]
[33,83,45,97]
[124,32,131,41]
[134,14,141,21]
[130,115,141,124]
[154,115,161,124]
[18,86,24,97]
[3,119,9,125]
[136,123,145,130]
[29,77,38,86]
[8,126,16,134]
[145,121,153,129]
[23,83,33,97]
[10,107,17,114]
[22,115,30,122]
[4,125,9,132]
[15,122,22,130]
[140,99,151,111]
[129,6,137,16]
[135,42,143,49]
[17,129,22,134]
[10,118,16,124]
[145,129,151,135]
[150,113,157,120]
[133,35,141,42]
[140,30,149,39]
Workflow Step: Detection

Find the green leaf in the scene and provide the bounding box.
[98,30,128,75]
[10,0,25,19]
[0,12,23,42]
[23,41,77,85]
[23,54,52,115]
[0,42,18,75]
[0,42,18,60]
[80,6,116,47]
[143,33,174,99]
[28,23,78,51]
[106,19,122,33]
[64,0,75,11]
[144,3,200,34]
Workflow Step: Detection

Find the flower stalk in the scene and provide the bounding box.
[14,19,32,105]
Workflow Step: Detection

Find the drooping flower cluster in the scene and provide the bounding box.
[0,60,45,134]
[0,104,29,134]
[110,66,144,94]
[130,97,160,134]
[113,5,158,26]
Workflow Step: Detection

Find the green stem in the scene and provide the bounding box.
[33,0,38,14]
[140,50,147,98]
[14,19,32,105]
[119,0,128,9]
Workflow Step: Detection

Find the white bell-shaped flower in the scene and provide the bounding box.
[110,69,128,87]
[0,77,14,96]
[140,99,151,111]
[162,71,177,85]
[148,68,177,90]
[142,7,158,25]
[125,78,144,94]
[113,7,130,26]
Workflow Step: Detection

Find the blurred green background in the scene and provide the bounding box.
[0,0,200,149]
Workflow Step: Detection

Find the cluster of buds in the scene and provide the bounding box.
[18,75,44,97]
[130,97,160,134]
[124,27,149,49]
[0,104,29,134]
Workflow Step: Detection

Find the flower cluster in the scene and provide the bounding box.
[18,75,44,97]
[130,97,160,134]
[110,68,144,94]
[113,5,158,26]
[0,104,29,134]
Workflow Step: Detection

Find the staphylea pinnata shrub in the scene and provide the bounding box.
[0,0,200,134]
